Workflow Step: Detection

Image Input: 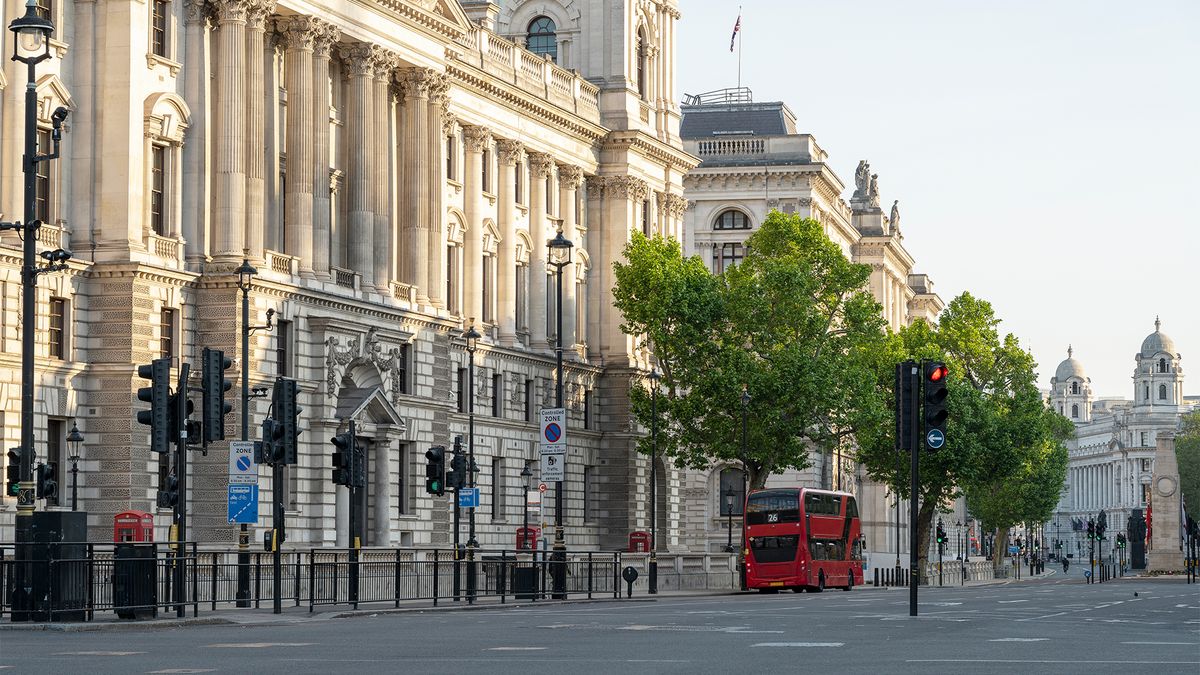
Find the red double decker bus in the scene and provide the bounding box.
[743,487,863,592]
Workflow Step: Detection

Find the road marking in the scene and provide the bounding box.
[206,643,314,648]
[752,642,844,648]
[1121,641,1196,645]
[997,600,1028,604]
[56,651,146,656]
[487,647,547,651]
[989,638,1048,642]
[147,670,217,674]
[910,660,1199,665]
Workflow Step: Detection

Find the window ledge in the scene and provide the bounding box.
[146,53,182,77]
[447,178,463,194]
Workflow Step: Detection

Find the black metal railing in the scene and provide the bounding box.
[0,544,622,621]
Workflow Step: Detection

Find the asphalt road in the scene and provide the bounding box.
[1,577,1197,674]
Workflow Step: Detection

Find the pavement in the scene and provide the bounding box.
[0,573,1196,674]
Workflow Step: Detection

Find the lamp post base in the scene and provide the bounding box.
[648,551,658,594]
[551,527,567,600]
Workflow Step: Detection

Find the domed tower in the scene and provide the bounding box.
[1050,346,1093,423]
[1133,317,1185,410]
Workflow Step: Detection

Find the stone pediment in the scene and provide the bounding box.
[335,385,406,431]
[381,0,472,39]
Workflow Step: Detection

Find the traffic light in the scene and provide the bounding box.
[331,431,354,486]
[894,361,917,452]
[5,448,20,497]
[922,361,949,451]
[447,442,467,491]
[158,472,179,508]
[36,462,58,502]
[425,446,446,495]
[1087,519,1095,540]
[136,358,171,454]
[171,393,197,445]
[261,418,283,465]
[273,378,300,465]
[936,522,946,545]
[202,348,233,443]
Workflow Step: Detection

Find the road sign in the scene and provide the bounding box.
[926,428,945,450]
[526,489,541,510]
[541,452,564,482]
[1008,545,1020,555]
[227,484,258,524]
[538,482,548,493]
[228,440,257,485]
[458,487,480,508]
[539,408,566,454]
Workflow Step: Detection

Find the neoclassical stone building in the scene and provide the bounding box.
[1049,319,1194,558]
[676,91,947,556]
[0,0,700,549]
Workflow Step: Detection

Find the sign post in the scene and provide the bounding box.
[227,440,258,524]
[539,408,567,482]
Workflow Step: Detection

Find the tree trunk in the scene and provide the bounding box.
[992,526,1010,576]
[916,499,937,585]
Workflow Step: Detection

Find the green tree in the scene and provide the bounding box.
[613,212,891,489]
[1178,411,1200,523]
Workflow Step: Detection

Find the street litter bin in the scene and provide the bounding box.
[113,544,157,620]
[513,566,538,600]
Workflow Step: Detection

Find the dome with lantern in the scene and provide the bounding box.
[1140,316,1177,357]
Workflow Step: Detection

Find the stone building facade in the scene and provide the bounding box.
[1049,319,1193,559]
[0,0,699,550]
[676,92,947,556]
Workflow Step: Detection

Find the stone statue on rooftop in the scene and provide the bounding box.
[890,200,900,231]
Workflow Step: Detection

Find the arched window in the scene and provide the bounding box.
[527,16,557,62]
[1070,382,1079,395]
[636,28,647,98]
[1158,384,1167,400]
[1071,404,1079,418]
[719,468,745,517]
[714,209,750,230]
[1143,383,1149,400]
[1158,357,1167,373]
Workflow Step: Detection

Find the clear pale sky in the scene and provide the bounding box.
[675,0,1199,399]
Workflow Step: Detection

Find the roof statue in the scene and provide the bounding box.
[853,160,869,200]
[868,173,880,208]
[890,200,900,231]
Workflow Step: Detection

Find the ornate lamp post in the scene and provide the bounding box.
[725,486,737,553]
[521,461,533,549]
[4,0,69,622]
[234,251,273,608]
[66,422,83,511]
[648,368,660,594]
[738,385,750,587]
[547,229,573,599]
[463,320,481,601]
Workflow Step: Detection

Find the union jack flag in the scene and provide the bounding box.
[730,14,741,52]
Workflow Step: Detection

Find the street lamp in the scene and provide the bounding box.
[463,319,481,550]
[738,384,750,588]
[725,486,736,553]
[234,251,273,608]
[648,368,660,594]
[547,229,573,599]
[520,461,533,550]
[4,0,68,622]
[67,422,83,512]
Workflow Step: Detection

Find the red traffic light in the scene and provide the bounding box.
[928,365,948,382]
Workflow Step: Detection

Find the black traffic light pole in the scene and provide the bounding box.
[173,362,191,618]
[901,360,919,616]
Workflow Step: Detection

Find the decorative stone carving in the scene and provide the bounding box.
[557,164,584,188]
[246,0,275,30]
[442,112,458,136]
[606,175,649,202]
[528,152,555,178]
[398,67,435,99]
[363,327,410,403]
[495,139,525,165]
[853,159,869,200]
[868,173,880,208]
[584,175,608,195]
[211,0,252,22]
[890,200,900,231]
[324,328,410,403]
[275,15,319,51]
[371,46,399,81]
[312,21,340,59]
[338,43,376,77]
[325,334,360,394]
[463,125,492,152]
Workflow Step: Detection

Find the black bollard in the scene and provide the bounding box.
[622,566,638,598]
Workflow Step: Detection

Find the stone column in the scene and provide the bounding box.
[494,139,524,346]
[211,0,251,262]
[339,43,376,286]
[181,0,212,265]
[310,23,339,278]
[372,48,397,292]
[427,74,450,308]
[372,434,393,547]
[596,176,647,362]
[278,16,317,276]
[398,68,433,302]
[462,126,491,324]
[527,152,554,351]
[1148,432,1184,571]
[244,0,274,262]
[557,165,583,352]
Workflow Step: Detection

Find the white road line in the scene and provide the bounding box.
[752,642,844,648]
[205,643,314,648]
[1121,641,1197,645]
[910,660,1199,665]
[55,651,146,656]
[487,647,547,651]
[146,670,217,674]
[989,638,1048,642]
[997,600,1029,604]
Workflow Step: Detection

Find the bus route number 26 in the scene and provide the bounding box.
[767,513,779,523]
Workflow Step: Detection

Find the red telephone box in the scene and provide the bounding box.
[628,531,650,553]
[113,510,154,542]
[516,526,540,550]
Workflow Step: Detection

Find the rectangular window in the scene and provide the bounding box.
[151,0,169,57]
[48,297,66,359]
[481,149,490,192]
[276,319,292,377]
[719,469,746,516]
[546,176,554,214]
[583,390,591,430]
[446,135,456,180]
[396,343,410,395]
[546,272,557,343]
[583,465,595,522]
[515,161,524,204]
[491,458,503,520]
[524,379,534,423]
[446,245,458,315]
[515,264,527,332]
[150,145,166,235]
[457,367,468,413]
[482,255,494,323]
[397,443,410,515]
[492,373,503,417]
[642,200,651,236]
[35,129,52,223]
[45,418,64,507]
[160,308,176,359]
[34,0,51,21]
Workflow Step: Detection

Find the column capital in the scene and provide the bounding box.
[312,21,341,59]
[246,0,275,30]
[528,152,555,179]
[397,67,436,100]
[463,125,492,152]
[210,0,252,23]
[442,112,458,136]
[274,15,321,52]
[495,139,524,165]
[604,175,649,202]
[184,0,215,24]
[371,45,399,82]
[338,42,376,77]
[557,164,584,189]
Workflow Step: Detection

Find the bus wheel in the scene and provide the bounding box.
[844,573,854,592]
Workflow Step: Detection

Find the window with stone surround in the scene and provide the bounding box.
[35,128,52,223]
[45,418,65,507]
[150,145,167,235]
[525,378,534,422]
[482,254,495,324]
[636,28,647,99]
[446,244,460,315]
[456,367,468,413]
[583,465,595,522]
[515,263,528,332]
[395,343,410,395]
[515,161,524,204]
[1071,404,1078,418]
[446,135,456,181]
[527,16,557,62]
[143,94,189,243]
[481,149,491,192]
[160,307,176,360]
[48,297,67,360]
[719,468,745,517]
[715,209,750,230]
[492,373,504,418]
[491,457,504,520]
[151,0,170,58]
[276,319,293,377]
[1158,383,1167,400]
[713,243,744,274]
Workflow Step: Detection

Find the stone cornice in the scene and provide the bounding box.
[601,130,700,174]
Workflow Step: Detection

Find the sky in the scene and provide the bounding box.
[674,0,1199,399]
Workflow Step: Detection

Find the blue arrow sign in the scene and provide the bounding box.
[926,428,945,449]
